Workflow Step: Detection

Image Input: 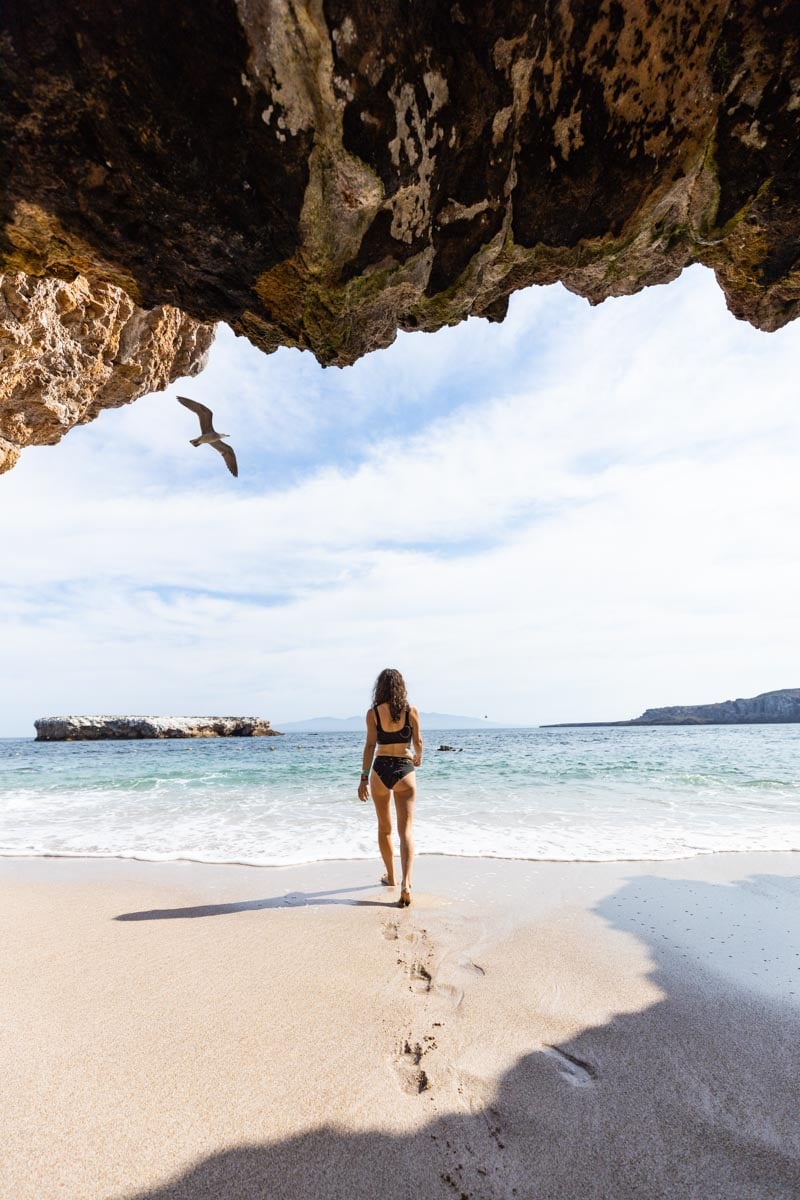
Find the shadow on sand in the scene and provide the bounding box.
[114,884,399,920]
[121,872,800,1200]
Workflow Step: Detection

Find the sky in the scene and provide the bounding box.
[1,265,799,736]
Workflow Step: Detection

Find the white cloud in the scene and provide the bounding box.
[1,267,799,734]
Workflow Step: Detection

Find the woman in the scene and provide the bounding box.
[358,668,422,907]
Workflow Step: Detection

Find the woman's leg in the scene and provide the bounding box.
[393,774,416,892]
[370,771,396,884]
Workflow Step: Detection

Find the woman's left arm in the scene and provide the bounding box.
[359,710,377,801]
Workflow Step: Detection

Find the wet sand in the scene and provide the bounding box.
[1,851,798,1199]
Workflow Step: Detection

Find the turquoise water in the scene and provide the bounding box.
[0,726,798,865]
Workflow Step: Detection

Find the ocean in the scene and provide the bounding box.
[0,725,797,867]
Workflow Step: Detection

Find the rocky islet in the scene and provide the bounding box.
[34,715,281,740]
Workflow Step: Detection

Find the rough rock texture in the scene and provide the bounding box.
[636,687,800,725]
[34,716,280,740]
[1,1,799,449]
[544,688,800,727]
[0,272,214,473]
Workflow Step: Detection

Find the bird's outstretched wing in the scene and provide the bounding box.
[213,440,239,477]
[177,395,214,435]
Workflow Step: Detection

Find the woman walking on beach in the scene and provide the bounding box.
[358,668,422,908]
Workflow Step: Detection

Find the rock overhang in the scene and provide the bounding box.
[1,0,798,468]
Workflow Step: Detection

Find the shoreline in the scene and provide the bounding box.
[4,727,797,873]
[1,845,797,869]
[2,850,799,1198]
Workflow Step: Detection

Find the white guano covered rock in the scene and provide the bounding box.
[34,716,280,740]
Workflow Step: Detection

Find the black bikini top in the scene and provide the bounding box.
[374,705,412,745]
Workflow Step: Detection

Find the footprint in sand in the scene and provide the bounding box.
[543,1045,597,1088]
[483,1104,507,1150]
[397,924,473,1008]
[430,979,464,1008]
[390,924,438,994]
[409,959,433,993]
[394,1038,431,1094]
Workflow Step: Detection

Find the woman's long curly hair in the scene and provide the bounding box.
[372,668,408,722]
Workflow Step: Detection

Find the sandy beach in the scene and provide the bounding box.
[1,851,798,1200]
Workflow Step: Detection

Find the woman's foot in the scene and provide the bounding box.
[399,886,412,908]
[381,872,396,887]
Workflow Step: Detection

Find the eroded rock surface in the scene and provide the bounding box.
[34,716,280,740]
[636,687,800,725]
[1,1,799,452]
[0,273,214,473]
[544,688,800,727]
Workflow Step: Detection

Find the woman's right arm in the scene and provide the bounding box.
[358,710,377,801]
[410,707,423,767]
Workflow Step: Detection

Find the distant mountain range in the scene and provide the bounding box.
[542,687,800,727]
[275,712,508,732]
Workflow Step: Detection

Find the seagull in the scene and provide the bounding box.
[177,396,238,477]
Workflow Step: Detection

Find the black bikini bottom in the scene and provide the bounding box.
[372,756,415,790]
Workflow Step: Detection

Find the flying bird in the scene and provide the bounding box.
[177,396,238,477]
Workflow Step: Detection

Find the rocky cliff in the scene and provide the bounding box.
[2,2,799,468]
[34,716,280,740]
[544,688,800,727]
[636,688,800,725]
[0,273,214,473]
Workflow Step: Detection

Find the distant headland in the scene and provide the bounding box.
[34,716,282,741]
[543,688,800,728]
